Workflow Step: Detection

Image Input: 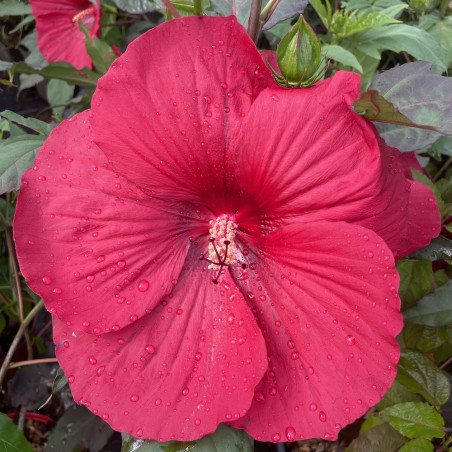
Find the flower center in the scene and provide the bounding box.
[207,214,238,284]
[72,6,96,30]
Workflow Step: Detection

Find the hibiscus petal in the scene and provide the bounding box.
[14,111,206,334]
[30,0,101,69]
[90,16,273,212]
[53,252,267,441]
[233,71,438,256]
[396,180,442,258]
[229,220,402,442]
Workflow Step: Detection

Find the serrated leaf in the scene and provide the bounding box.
[368,61,452,150]
[113,0,156,13]
[403,324,448,353]
[0,110,53,135]
[346,422,406,452]
[0,135,45,194]
[404,280,452,327]
[380,402,445,439]
[397,259,433,309]
[322,44,363,72]
[399,438,434,452]
[0,412,33,452]
[376,380,421,410]
[121,424,253,452]
[46,406,113,452]
[397,350,450,406]
[0,0,32,16]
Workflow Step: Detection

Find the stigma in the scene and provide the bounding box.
[207,214,238,283]
[72,7,96,27]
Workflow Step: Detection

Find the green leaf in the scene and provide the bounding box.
[46,406,114,452]
[121,424,253,452]
[419,15,452,68]
[343,0,406,15]
[0,135,45,194]
[403,324,448,353]
[376,380,421,410]
[47,79,75,116]
[353,24,445,71]
[0,0,31,16]
[82,26,117,75]
[353,90,436,134]
[346,422,406,452]
[8,14,34,34]
[404,280,452,327]
[322,44,363,72]
[39,367,69,409]
[332,11,400,39]
[0,412,33,452]
[113,0,156,13]
[0,110,53,135]
[309,0,332,28]
[399,438,434,452]
[397,260,433,310]
[430,136,452,158]
[9,61,100,88]
[380,402,445,439]
[368,62,452,151]
[409,236,452,263]
[397,350,450,406]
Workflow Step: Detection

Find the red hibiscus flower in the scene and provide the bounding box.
[14,16,440,443]
[30,0,101,69]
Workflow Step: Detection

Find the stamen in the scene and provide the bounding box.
[207,214,239,283]
[72,7,96,27]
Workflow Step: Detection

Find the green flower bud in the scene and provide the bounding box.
[275,15,326,88]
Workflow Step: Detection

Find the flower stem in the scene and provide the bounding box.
[161,0,181,18]
[248,0,263,44]
[8,358,59,370]
[260,0,281,25]
[0,300,44,388]
[435,156,452,181]
[193,0,202,15]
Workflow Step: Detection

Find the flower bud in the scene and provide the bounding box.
[275,15,326,88]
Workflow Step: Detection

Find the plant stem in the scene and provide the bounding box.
[434,156,452,181]
[0,212,33,360]
[0,300,44,388]
[161,0,181,18]
[8,358,59,370]
[248,0,263,44]
[193,0,202,15]
[260,0,281,24]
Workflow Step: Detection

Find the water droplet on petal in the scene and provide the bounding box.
[130,394,139,402]
[42,276,52,285]
[271,433,281,442]
[145,345,155,354]
[319,411,327,422]
[68,375,75,383]
[89,355,97,365]
[137,280,149,292]
[346,335,356,346]
[309,403,317,411]
[285,427,296,441]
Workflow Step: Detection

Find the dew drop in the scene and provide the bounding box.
[220,82,228,89]
[346,335,356,346]
[271,94,279,102]
[68,375,75,383]
[89,356,97,365]
[145,344,155,354]
[285,426,296,441]
[97,255,105,263]
[52,287,62,294]
[182,387,189,396]
[271,433,281,442]
[319,411,327,422]
[102,413,109,420]
[130,394,139,402]
[137,280,149,292]
[97,365,105,376]
[309,403,317,411]
[42,276,52,285]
